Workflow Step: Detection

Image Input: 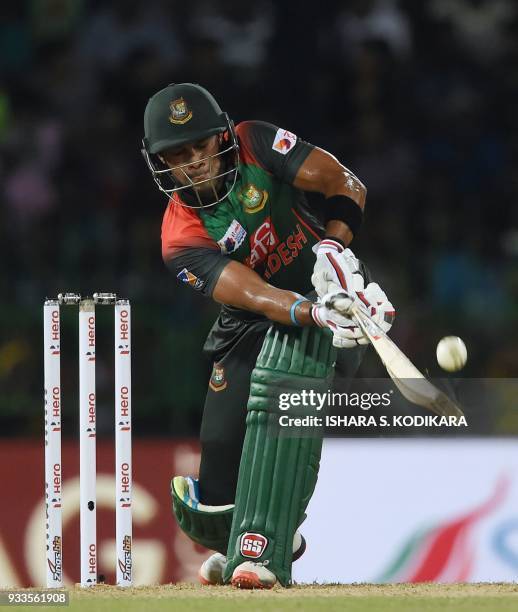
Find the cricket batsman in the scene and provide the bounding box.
[142,83,395,588]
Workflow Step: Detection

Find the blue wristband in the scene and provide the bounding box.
[290,298,308,326]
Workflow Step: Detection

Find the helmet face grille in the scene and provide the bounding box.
[142,115,240,209]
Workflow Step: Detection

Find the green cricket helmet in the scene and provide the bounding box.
[141,82,239,208]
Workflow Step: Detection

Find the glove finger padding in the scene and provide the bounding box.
[361,282,396,334]
[342,248,360,271]
[310,261,333,299]
[332,322,369,348]
[325,281,395,347]
[311,240,357,298]
[332,330,369,348]
[311,291,356,329]
[324,291,355,316]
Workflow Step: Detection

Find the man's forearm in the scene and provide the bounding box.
[242,286,315,327]
[323,173,366,247]
[260,292,315,326]
[325,220,354,248]
[212,261,316,327]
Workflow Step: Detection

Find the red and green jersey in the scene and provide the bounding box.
[161,120,323,301]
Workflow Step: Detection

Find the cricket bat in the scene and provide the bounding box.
[350,304,465,418]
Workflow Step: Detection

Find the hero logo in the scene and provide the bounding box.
[120,461,131,500]
[88,393,96,424]
[86,392,96,438]
[119,386,130,419]
[118,309,130,352]
[86,315,96,363]
[218,219,247,255]
[88,316,95,348]
[240,532,268,559]
[52,386,60,422]
[272,128,297,155]
[247,217,279,268]
[88,543,96,575]
[51,309,60,347]
[53,463,61,498]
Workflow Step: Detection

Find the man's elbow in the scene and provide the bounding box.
[324,171,366,208]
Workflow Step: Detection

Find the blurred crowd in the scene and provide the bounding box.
[1,0,517,436]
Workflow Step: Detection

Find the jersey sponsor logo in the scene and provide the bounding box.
[218,219,247,254]
[247,217,280,268]
[246,217,308,278]
[272,128,297,155]
[238,183,269,213]
[209,362,227,392]
[240,532,268,559]
[263,223,308,280]
[169,97,192,125]
[177,267,204,290]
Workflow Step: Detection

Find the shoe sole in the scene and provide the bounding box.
[231,570,275,589]
[198,573,212,586]
[198,570,225,586]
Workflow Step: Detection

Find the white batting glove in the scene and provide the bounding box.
[310,291,366,348]
[310,291,355,327]
[332,324,370,348]
[359,282,396,335]
[333,282,395,348]
[311,239,362,299]
[311,283,395,349]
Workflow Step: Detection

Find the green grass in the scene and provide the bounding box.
[5,583,518,612]
[63,597,518,612]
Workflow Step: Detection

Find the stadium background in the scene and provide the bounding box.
[1,0,517,587]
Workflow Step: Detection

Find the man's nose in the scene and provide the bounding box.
[189,159,204,169]
[187,148,206,168]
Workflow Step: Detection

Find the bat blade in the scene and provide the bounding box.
[351,306,464,418]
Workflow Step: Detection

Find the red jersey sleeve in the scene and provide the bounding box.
[161,195,219,261]
[161,195,230,297]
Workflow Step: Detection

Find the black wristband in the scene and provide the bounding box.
[323,195,363,236]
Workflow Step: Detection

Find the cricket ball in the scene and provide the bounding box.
[436,336,467,372]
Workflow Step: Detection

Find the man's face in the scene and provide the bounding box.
[160,135,222,196]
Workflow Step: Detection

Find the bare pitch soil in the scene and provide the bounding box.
[69,582,517,598]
